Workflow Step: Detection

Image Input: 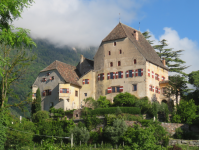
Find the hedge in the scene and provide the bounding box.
[90,107,140,115]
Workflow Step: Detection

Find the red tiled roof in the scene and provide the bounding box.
[102,23,168,70]
[40,60,81,87]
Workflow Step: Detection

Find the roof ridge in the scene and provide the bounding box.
[120,23,128,37]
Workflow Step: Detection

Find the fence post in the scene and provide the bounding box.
[80,140,81,146]
[71,133,73,148]
[61,140,62,147]
[123,141,124,147]
[41,140,42,146]
[95,143,96,149]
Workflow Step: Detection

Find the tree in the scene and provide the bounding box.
[172,99,198,124]
[153,39,188,75]
[96,96,110,108]
[189,71,199,89]
[113,92,138,107]
[142,31,154,45]
[70,126,90,144]
[35,88,41,112]
[104,119,127,144]
[32,110,49,123]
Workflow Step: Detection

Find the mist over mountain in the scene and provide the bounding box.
[9,38,97,117]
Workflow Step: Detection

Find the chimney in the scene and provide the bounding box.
[80,55,84,64]
[134,31,138,41]
[162,58,166,66]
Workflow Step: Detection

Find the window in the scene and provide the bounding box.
[118,61,121,66]
[119,49,122,54]
[155,87,158,93]
[47,72,50,76]
[75,91,78,97]
[134,59,137,64]
[138,69,142,76]
[85,79,89,84]
[84,93,87,97]
[100,74,104,80]
[149,85,152,91]
[110,62,113,67]
[114,41,116,46]
[162,87,166,95]
[60,88,69,93]
[112,87,115,93]
[32,93,36,97]
[42,78,46,82]
[129,70,133,77]
[111,86,121,93]
[76,114,78,117]
[118,71,122,78]
[110,72,114,79]
[133,84,137,91]
[50,76,54,80]
[109,51,111,55]
[50,102,54,107]
[44,89,51,96]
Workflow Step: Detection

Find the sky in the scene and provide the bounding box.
[13,0,199,75]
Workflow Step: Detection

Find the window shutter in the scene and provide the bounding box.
[126,71,129,78]
[107,73,110,80]
[98,74,100,81]
[141,69,143,76]
[153,86,154,92]
[107,87,112,93]
[83,79,85,84]
[158,88,160,94]
[88,79,89,84]
[60,88,62,93]
[135,70,138,77]
[148,69,150,77]
[116,72,118,79]
[121,71,123,78]
[155,73,157,80]
[67,88,69,93]
[152,71,154,78]
[120,86,123,92]
[158,74,159,81]
[103,73,104,80]
[149,85,151,91]
[132,70,134,77]
[32,94,34,97]
[162,76,164,81]
[113,72,115,79]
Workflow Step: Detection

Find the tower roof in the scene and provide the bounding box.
[102,23,168,70]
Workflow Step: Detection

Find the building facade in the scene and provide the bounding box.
[32,23,172,111]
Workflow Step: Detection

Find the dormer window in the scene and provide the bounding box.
[42,78,46,82]
[114,42,116,46]
[47,72,50,76]
[50,76,54,80]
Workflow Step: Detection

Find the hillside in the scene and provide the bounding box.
[9,39,97,117]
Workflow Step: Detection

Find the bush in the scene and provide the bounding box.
[83,115,102,131]
[90,107,140,116]
[97,96,110,108]
[168,145,182,150]
[174,127,198,140]
[113,92,138,107]
[126,114,142,122]
[32,110,49,122]
[70,126,90,144]
[104,119,127,144]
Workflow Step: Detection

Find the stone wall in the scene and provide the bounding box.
[161,123,189,136]
[169,139,199,146]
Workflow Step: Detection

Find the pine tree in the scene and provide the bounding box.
[31,88,41,115]
[142,31,154,45]
[153,39,189,75]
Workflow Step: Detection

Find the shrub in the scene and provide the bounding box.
[70,126,90,144]
[32,110,49,122]
[113,92,138,107]
[115,106,122,116]
[97,96,110,108]
[90,107,140,116]
[83,115,102,131]
[126,114,142,122]
[168,145,182,150]
[174,127,197,140]
[104,119,127,144]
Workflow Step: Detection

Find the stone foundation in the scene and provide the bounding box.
[169,139,199,146]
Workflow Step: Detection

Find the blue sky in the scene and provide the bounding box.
[13,0,199,74]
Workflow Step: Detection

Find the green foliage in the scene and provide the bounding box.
[113,92,138,107]
[89,131,100,144]
[142,31,154,45]
[0,111,7,150]
[32,110,49,122]
[189,70,199,89]
[77,121,85,128]
[70,126,90,144]
[152,102,158,119]
[83,115,102,131]
[115,106,122,116]
[172,99,198,124]
[104,119,127,144]
[31,88,41,116]
[134,97,151,114]
[35,118,75,143]
[90,107,140,116]
[122,121,167,150]
[105,114,117,126]
[49,107,75,119]
[174,127,197,140]
[5,118,35,149]
[97,96,110,108]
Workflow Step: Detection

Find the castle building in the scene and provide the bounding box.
[32,23,171,111]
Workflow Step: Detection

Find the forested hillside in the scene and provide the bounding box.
[9,39,97,117]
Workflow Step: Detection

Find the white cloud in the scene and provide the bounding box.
[148,28,199,74]
[13,0,146,48]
